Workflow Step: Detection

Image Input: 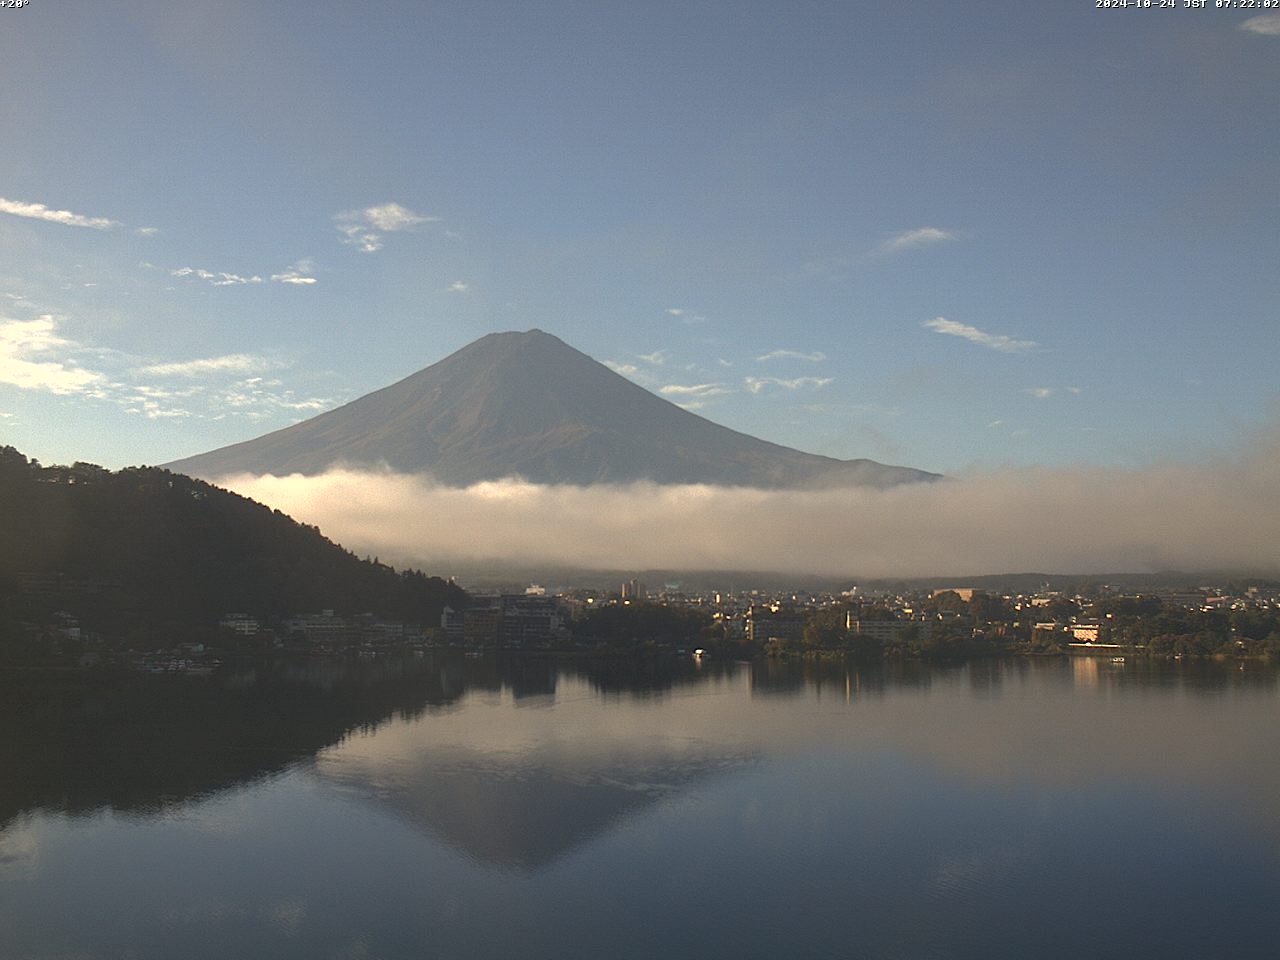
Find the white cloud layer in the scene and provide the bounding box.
[924,317,1037,353]
[0,197,118,230]
[218,433,1280,578]
[0,315,105,394]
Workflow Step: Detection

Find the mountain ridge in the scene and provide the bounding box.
[166,329,940,488]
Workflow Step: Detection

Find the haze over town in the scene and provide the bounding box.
[220,430,1280,578]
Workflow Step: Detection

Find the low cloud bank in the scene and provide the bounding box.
[220,439,1280,579]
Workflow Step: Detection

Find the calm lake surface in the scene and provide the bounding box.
[2,655,1279,959]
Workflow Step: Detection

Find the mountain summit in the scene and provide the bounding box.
[166,329,939,488]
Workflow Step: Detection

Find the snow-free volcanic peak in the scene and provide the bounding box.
[166,329,940,488]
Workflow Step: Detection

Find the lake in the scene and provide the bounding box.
[2,654,1279,959]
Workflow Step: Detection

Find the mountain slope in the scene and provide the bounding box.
[167,329,940,488]
[0,447,466,636]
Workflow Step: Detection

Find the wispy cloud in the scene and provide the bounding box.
[335,227,382,253]
[334,202,439,252]
[134,226,160,237]
[923,317,1037,354]
[798,226,960,280]
[272,272,317,286]
[447,280,469,293]
[0,307,336,422]
[271,259,318,285]
[665,307,706,323]
[167,259,314,287]
[363,203,434,231]
[877,227,956,254]
[116,372,332,422]
[744,376,833,394]
[171,266,263,287]
[122,399,194,420]
[658,383,732,399]
[210,378,333,419]
[603,360,641,378]
[0,197,118,230]
[1241,13,1280,34]
[137,354,277,377]
[605,353,675,385]
[0,315,105,394]
[756,349,826,363]
[1026,386,1082,399]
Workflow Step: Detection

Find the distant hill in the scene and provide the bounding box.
[0,447,466,640]
[166,329,940,488]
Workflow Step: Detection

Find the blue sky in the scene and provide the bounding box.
[2,0,1277,475]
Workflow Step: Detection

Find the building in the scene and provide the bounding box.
[746,605,805,644]
[463,598,503,645]
[441,605,466,644]
[501,594,565,647]
[849,619,933,643]
[219,613,260,637]
[1070,623,1101,643]
[284,610,359,645]
[441,595,567,647]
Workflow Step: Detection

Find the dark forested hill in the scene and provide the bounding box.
[0,446,465,641]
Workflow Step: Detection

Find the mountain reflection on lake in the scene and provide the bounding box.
[2,655,1279,959]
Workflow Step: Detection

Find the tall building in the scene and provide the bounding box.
[501,594,564,647]
[746,605,805,644]
[442,595,566,647]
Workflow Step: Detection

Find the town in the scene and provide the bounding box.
[15,573,1280,672]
